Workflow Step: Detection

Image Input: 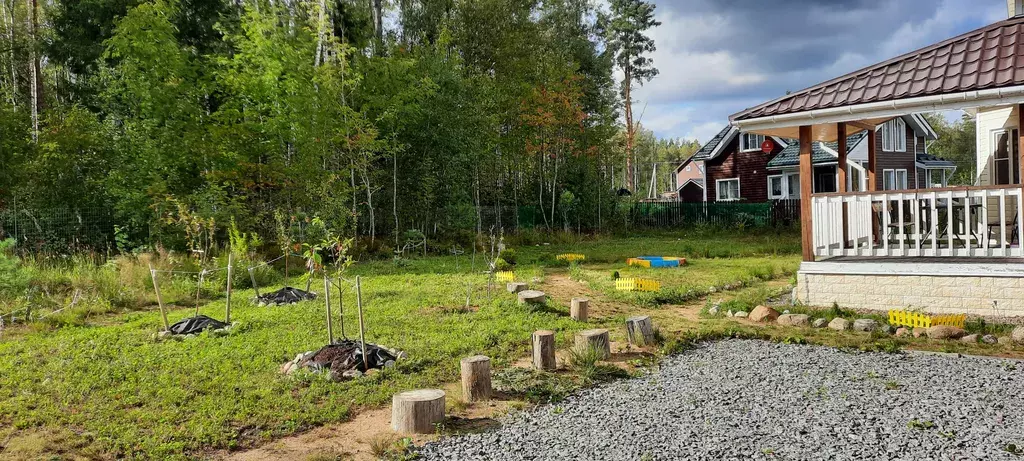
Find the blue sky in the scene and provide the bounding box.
[629,0,1008,143]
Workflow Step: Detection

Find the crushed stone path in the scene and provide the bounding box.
[419,340,1024,460]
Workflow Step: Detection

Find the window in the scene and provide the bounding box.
[741,133,765,152]
[815,168,837,193]
[787,173,800,197]
[685,165,691,172]
[716,178,740,201]
[768,175,784,199]
[993,129,1020,185]
[882,169,908,190]
[880,118,907,152]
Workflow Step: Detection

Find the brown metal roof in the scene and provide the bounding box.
[731,17,1024,121]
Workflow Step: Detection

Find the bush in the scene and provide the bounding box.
[497,248,517,265]
[0,239,30,296]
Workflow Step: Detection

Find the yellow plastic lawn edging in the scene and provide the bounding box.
[615,278,660,292]
[888,310,966,329]
[556,253,586,262]
[496,271,515,283]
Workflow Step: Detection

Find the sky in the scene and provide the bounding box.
[630,0,1008,144]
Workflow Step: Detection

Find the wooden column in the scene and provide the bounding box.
[1018,104,1024,197]
[867,128,879,244]
[837,123,849,248]
[799,125,814,262]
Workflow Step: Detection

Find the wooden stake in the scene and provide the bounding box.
[337,275,346,339]
[460,355,492,402]
[149,263,170,331]
[305,261,314,292]
[225,253,233,323]
[324,274,333,344]
[356,275,368,371]
[195,270,206,317]
[249,267,261,298]
[531,330,556,371]
[391,389,445,434]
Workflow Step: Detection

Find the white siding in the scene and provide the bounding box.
[975,105,1017,187]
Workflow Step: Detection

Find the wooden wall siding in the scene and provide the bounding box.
[704,136,785,202]
[873,122,920,190]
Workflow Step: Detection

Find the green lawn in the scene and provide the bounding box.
[0,231,802,459]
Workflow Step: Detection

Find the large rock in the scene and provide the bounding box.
[734,311,749,319]
[749,305,780,323]
[507,282,528,294]
[777,314,810,327]
[926,325,966,340]
[913,328,927,338]
[982,334,998,344]
[812,318,829,328]
[961,334,980,344]
[517,290,547,305]
[879,325,895,335]
[1012,326,1024,344]
[895,327,911,338]
[828,318,850,331]
[852,319,880,332]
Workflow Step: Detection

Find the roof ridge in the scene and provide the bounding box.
[731,16,1024,121]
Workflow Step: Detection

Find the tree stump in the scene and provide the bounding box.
[517,290,547,305]
[626,316,656,346]
[574,329,610,359]
[506,282,528,294]
[570,298,589,322]
[460,355,492,402]
[532,330,556,371]
[391,389,446,434]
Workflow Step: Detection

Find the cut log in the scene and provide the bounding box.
[460,355,492,402]
[506,282,528,294]
[517,290,546,305]
[625,316,655,346]
[531,330,556,371]
[391,389,446,434]
[570,297,589,322]
[574,328,610,359]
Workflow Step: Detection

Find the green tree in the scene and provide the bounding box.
[923,112,976,185]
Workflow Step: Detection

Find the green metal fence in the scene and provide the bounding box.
[629,200,800,229]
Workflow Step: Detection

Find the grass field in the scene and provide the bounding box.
[0,229,1018,460]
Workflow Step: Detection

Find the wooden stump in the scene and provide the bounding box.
[570,298,589,322]
[574,329,610,359]
[506,282,528,294]
[391,389,446,434]
[460,355,492,402]
[626,316,655,346]
[517,290,547,305]
[532,330,556,371]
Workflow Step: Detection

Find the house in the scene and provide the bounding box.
[674,158,704,202]
[728,2,1024,315]
[677,115,951,203]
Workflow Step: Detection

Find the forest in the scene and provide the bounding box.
[0,0,700,254]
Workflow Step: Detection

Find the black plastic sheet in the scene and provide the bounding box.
[256,286,317,306]
[169,315,229,335]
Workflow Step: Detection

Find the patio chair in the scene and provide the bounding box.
[886,201,914,245]
[987,213,1020,247]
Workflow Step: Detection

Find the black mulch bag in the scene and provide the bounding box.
[255,286,317,306]
[169,315,229,335]
[304,340,398,372]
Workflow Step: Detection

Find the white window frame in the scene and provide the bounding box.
[992,128,1020,186]
[881,118,907,152]
[767,174,785,199]
[882,168,908,191]
[740,133,766,152]
[716,178,741,201]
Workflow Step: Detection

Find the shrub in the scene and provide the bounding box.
[0,239,30,296]
[497,248,517,265]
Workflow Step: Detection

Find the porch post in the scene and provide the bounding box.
[800,125,814,262]
[867,127,879,243]
[1018,104,1024,247]
[837,122,849,247]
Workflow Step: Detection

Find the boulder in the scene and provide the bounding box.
[506,282,528,294]
[852,319,880,332]
[517,290,547,305]
[812,318,829,328]
[879,325,895,335]
[960,334,980,344]
[982,334,999,344]
[749,305,780,323]
[828,318,850,331]
[777,314,810,327]
[895,327,911,338]
[734,311,749,319]
[926,325,966,340]
[912,328,927,338]
[1012,326,1024,344]
[726,310,735,317]
[708,304,720,316]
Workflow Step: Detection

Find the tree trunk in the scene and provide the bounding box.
[531,330,556,371]
[371,0,383,45]
[570,297,588,322]
[393,152,399,248]
[1,0,15,108]
[459,355,492,402]
[624,66,634,191]
[574,328,610,359]
[391,389,445,434]
[361,164,375,243]
[26,0,40,141]
[626,315,655,346]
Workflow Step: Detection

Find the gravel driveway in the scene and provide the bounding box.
[419,340,1024,460]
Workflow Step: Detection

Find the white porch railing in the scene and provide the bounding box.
[811,185,1024,258]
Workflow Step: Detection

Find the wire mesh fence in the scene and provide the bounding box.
[0,206,116,252]
[629,200,800,229]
